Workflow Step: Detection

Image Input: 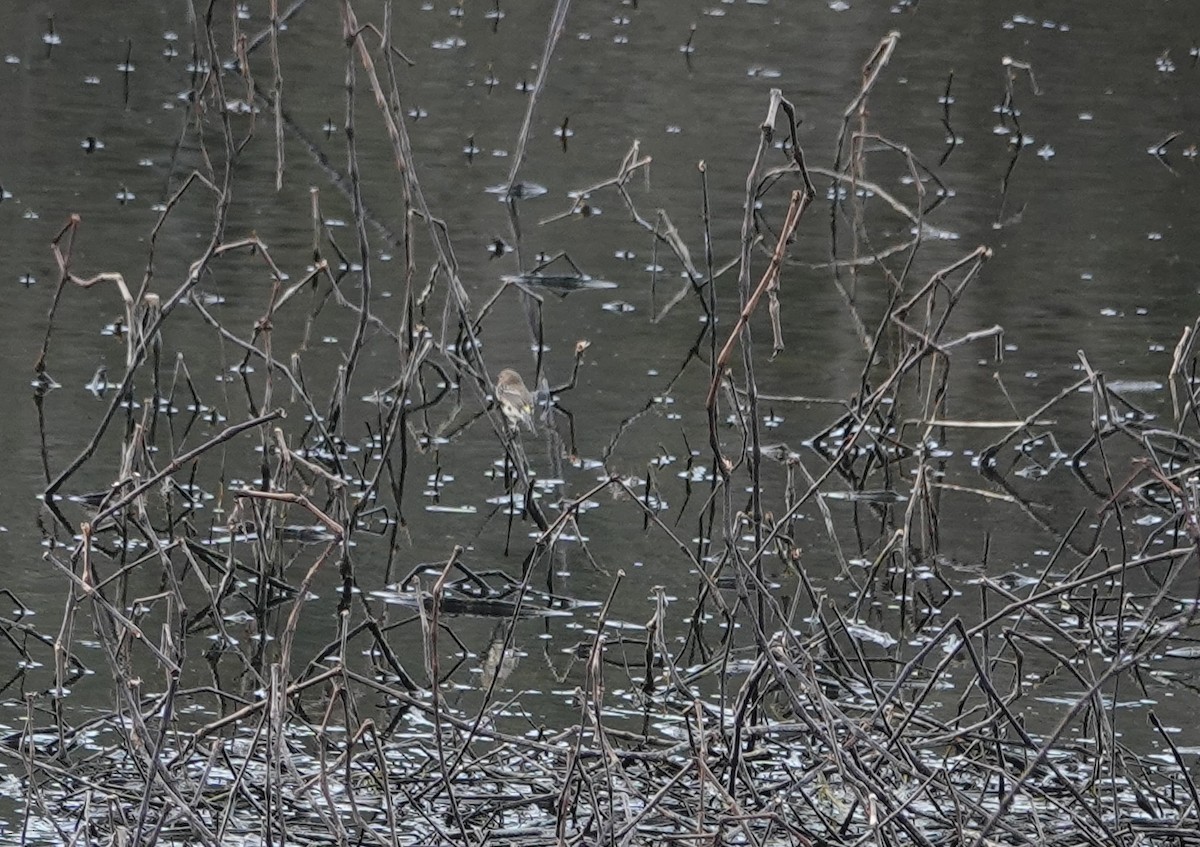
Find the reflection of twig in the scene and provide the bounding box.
[995,56,1039,224]
[939,71,957,166]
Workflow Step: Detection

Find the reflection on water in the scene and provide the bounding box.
[0,0,1199,842]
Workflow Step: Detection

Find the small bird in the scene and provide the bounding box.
[495,369,536,433]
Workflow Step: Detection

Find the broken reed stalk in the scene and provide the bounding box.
[706,188,808,419]
[829,30,901,323]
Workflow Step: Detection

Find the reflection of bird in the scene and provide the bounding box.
[495,369,536,433]
[479,624,519,689]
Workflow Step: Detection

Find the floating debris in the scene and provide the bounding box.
[503,272,617,296]
[484,181,548,200]
[845,621,899,648]
[425,504,478,515]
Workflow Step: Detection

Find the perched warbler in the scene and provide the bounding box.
[495,369,536,433]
